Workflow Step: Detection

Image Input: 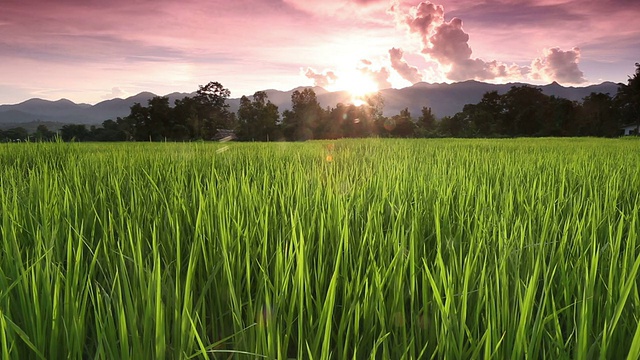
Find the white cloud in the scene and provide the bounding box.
[358,60,392,89]
[530,47,586,84]
[389,47,423,84]
[103,86,126,99]
[391,1,584,84]
[304,67,338,88]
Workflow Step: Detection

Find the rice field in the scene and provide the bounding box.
[1,138,640,359]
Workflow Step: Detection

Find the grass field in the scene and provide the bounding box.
[1,138,639,359]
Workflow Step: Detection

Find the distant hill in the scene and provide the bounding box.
[232,81,620,118]
[0,92,195,128]
[0,81,621,128]
[374,80,621,119]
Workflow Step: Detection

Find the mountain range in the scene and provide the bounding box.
[0,81,621,130]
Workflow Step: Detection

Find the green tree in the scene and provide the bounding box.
[282,88,324,141]
[91,120,127,141]
[476,91,505,135]
[501,86,550,136]
[363,92,385,128]
[126,102,151,141]
[60,124,90,142]
[616,63,640,130]
[173,96,201,139]
[579,93,619,137]
[437,115,464,137]
[195,81,232,140]
[386,108,415,138]
[416,106,437,137]
[147,96,173,140]
[2,127,29,142]
[115,116,135,141]
[447,91,506,138]
[322,103,348,139]
[34,124,55,141]
[236,91,280,141]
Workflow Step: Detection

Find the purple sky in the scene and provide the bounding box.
[1,0,639,104]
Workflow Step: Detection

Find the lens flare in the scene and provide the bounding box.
[383,118,396,131]
[352,98,367,107]
[327,71,378,105]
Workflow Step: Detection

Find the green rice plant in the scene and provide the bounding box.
[0,138,639,359]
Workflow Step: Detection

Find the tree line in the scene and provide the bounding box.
[2,64,639,142]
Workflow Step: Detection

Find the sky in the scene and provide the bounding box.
[1,0,639,105]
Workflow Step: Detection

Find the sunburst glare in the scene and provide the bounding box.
[327,71,378,105]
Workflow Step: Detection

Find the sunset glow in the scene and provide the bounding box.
[327,71,379,104]
[0,0,638,104]
[351,98,368,107]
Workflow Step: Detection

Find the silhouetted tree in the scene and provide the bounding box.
[195,81,232,139]
[580,93,619,137]
[616,63,640,130]
[322,103,348,139]
[115,116,135,141]
[91,119,127,141]
[147,96,172,140]
[1,127,29,142]
[236,91,279,141]
[126,102,151,141]
[34,124,56,141]
[415,106,437,137]
[386,108,415,137]
[60,124,90,142]
[282,88,324,140]
[501,86,549,136]
[476,91,505,135]
[173,96,201,139]
[437,116,456,137]
[363,92,385,128]
[546,96,578,136]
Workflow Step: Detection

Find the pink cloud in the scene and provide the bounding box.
[389,48,423,84]
[1,0,638,104]
[391,1,589,83]
[358,60,392,89]
[403,1,444,44]
[282,0,388,16]
[425,17,472,64]
[531,47,586,84]
[304,68,338,88]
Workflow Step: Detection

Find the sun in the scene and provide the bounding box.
[351,98,368,106]
[328,71,379,105]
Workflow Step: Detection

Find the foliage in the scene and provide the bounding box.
[59,124,90,142]
[282,88,324,140]
[195,81,233,139]
[415,106,437,137]
[236,91,280,141]
[34,125,56,141]
[0,127,29,142]
[580,93,619,137]
[15,64,639,142]
[617,63,640,126]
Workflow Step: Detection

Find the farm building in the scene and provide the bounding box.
[214,128,236,141]
[621,123,639,136]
